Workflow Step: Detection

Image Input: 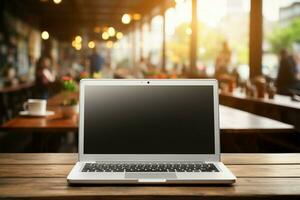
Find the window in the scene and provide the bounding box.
[197,0,250,80]
[112,34,132,69]
[149,15,164,67]
[142,22,151,59]
[165,0,191,71]
[134,24,141,64]
[263,0,300,79]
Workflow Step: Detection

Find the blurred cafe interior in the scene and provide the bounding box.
[0,0,300,153]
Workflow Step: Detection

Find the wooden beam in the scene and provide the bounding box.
[161,3,166,71]
[249,0,263,78]
[140,22,144,61]
[131,25,136,68]
[190,0,198,74]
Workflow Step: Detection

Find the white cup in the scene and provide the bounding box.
[23,99,47,115]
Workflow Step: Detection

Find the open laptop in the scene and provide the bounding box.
[67,79,236,184]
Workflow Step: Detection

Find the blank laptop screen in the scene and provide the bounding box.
[84,85,215,154]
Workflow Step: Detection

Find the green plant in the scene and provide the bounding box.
[61,76,78,106]
[62,76,78,92]
[62,98,77,106]
[268,18,300,53]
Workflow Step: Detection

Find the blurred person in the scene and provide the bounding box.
[294,53,300,78]
[231,67,240,86]
[215,41,232,77]
[89,48,104,77]
[276,49,300,95]
[35,55,55,99]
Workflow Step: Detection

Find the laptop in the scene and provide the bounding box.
[67,79,236,184]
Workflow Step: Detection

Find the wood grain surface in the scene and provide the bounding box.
[1,153,300,165]
[0,153,300,199]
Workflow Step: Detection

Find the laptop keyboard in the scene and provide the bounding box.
[82,163,219,172]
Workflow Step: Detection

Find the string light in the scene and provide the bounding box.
[108,27,116,37]
[72,35,82,50]
[102,32,109,40]
[75,35,82,43]
[41,31,49,40]
[116,32,123,40]
[74,43,82,51]
[122,14,131,24]
[72,40,76,47]
[53,0,62,4]
[88,41,95,49]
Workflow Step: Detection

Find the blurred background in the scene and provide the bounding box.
[0,0,299,153]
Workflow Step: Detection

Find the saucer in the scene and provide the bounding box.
[19,111,55,117]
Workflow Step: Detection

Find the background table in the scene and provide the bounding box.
[1,92,294,133]
[220,89,300,130]
[1,92,297,152]
[0,153,300,199]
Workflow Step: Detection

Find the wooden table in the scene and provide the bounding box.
[220,89,300,130]
[0,105,294,133]
[222,90,300,110]
[1,92,294,133]
[0,153,300,199]
[1,92,296,152]
[220,105,293,134]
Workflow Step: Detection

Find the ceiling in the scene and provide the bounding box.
[7,0,170,41]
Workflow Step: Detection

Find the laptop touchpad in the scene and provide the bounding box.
[125,173,177,179]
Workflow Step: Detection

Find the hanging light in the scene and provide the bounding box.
[102,32,109,40]
[88,41,96,49]
[41,31,50,40]
[122,14,131,24]
[107,27,116,37]
[116,32,123,40]
[74,43,82,50]
[72,40,76,47]
[53,0,62,4]
[75,35,82,43]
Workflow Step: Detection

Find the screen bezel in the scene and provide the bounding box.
[79,79,220,162]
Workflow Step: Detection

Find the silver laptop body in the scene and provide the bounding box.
[67,79,236,184]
